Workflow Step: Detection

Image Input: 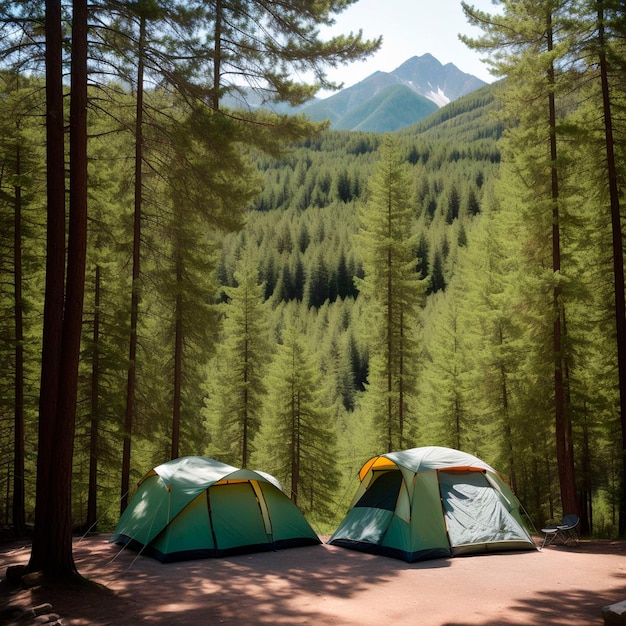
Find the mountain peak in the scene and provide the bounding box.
[396,53,443,70]
[390,55,485,103]
[300,54,486,132]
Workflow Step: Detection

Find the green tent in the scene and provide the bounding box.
[111,456,320,562]
[328,446,536,562]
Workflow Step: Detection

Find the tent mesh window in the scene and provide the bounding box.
[355,470,402,511]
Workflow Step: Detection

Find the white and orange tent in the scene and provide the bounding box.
[328,446,536,562]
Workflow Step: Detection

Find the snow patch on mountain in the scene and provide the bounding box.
[425,86,451,107]
[403,80,449,107]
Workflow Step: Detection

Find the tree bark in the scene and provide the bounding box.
[121,15,146,512]
[29,0,67,575]
[87,265,101,531]
[171,248,183,460]
[13,140,26,536]
[242,329,249,467]
[290,375,298,504]
[30,0,88,577]
[547,13,577,517]
[386,189,393,453]
[596,0,626,537]
[52,0,89,572]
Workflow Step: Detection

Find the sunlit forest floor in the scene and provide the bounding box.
[1,534,626,625]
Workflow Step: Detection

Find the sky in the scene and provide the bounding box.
[316,0,500,91]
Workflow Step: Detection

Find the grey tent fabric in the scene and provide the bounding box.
[439,470,533,554]
[329,446,537,562]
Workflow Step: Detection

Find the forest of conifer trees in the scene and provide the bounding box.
[0,0,625,578]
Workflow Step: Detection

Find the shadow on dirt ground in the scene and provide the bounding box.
[1,536,625,625]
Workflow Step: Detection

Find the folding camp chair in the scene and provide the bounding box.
[540,514,580,549]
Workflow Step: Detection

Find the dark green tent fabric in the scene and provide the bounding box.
[111,456,320,562]
[329,446,536,562]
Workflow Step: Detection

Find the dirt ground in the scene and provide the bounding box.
[1,534,625,625]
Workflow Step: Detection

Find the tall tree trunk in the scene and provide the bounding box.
[242,329,249,467]
[501,368,517,493]
[13,141,26,537]
[547,13,577,517]
[171,249,182,460]
[497,323,517,492]
[53,0,88,569]
[399,311,404,448]
[386,197,393,453]
[87,265,101,531]
[30,0,88,577]
[596,0,626,537]
[29,0,67,574]
[290,378,298,504]
[580,404,592,535]
[121,15,146,512]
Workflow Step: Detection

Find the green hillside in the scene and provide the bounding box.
[221,84,502,305]
[335,84,438,132]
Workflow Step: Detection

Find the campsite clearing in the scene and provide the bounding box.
[1,535,626,625]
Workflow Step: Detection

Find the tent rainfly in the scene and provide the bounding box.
[328,446,536,562]
[111,456,320,562]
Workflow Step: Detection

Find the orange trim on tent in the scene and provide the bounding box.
[214,478,252,485]
[358,456,399,481]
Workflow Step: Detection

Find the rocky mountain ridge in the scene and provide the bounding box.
[300,53,487,132]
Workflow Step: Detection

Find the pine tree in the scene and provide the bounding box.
[208,250,272,467]
[355,136,426,452]
[253,310,338,522]
[446,185,460,224]
[72,87,144,532]
[585,0,626,537]
[418,287,474,452]
[552,0,626,533]
[429,249,446,294]
[154,106,260,460]
[28,0,88,578]
[119,3,147,514]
